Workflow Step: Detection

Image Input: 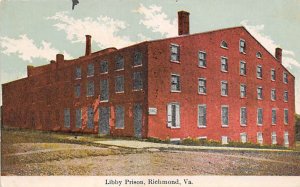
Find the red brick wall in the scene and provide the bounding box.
[147,27,295,147]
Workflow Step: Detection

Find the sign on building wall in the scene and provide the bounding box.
[148,107,157,115]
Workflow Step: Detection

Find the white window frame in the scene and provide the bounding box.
[240,132,247,143]
[221,81,228,96]
[170,74,181,92]
[240,107,247,126]
[271,69,276,81]
[198,104,207,128]
[220,56,228,72]
[240,61,246,76]
[257,132,263,145]
[272,108,277,125]
[221,105,229,127]
[284,91,288,102]
[240,84,246,98]
[283,72,288,84]
[257,86,263,100]
[257,108,263,126]
[170,43,180,63]
[239,39,246,54]
[198,51,207,68]
[257,65,262,79]
[167,102,180,128]
[221,136,229,145]
[271,132,277,145]
[271,89,276,101]
[198,78,207,95]
[284,108,288,125]
[220,41,228,49]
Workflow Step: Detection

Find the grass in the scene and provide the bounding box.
[295,141,300,151]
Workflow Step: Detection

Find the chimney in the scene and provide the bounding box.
[27,65,34,77]
[178,11,190,36]
[275,47,282,63]
[85,35,92,56]
[56,54,64,63]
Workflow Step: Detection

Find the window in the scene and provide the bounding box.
[75,67,81,79]
[257,65,262,79]
[271,69,276,81]
[271,89,276,101]
[283,72,288,84]
[75,108,82,128]
[221,81,228,96]
[171,74,181,92]
[256,52,262,58]
[133,51,142,66]
[198,105,207,127]
[198,78,207,94]
[133,72,143,91]
[257,108,263,125]
[170,44,180,62]
[239,39,246,53]
[198,51,206,67]
[221,105,229,127]
[284,91,288,102]
[240,107,247,125]
[87,80,94,97]
[240,133,247,143]
[257,87,263,100]
[115,55,124,70]
[240,84,246,98]
[167,103,180,128]
[272,108,277,124]
[100,79,109,102]
[100,61,108,74]
[284,132,289,147]
[87,106,94,129]
[257,132,263,145]
[271,132,277,145]
[220,41,228,49]
[221,57,228,72]
[115,105,125,129]
[115,76,124,93]
[221,136,228,145]
[284,109,288,124]
[64,108,70,128]
[240,61,246,75]
[75,84,80,98]
[87,63,94,77]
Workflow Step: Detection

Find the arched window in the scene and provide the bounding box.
[256,52,262,58]
[220,40,228,49]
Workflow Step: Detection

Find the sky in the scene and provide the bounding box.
[0,0,300,113]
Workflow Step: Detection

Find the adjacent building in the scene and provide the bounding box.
[1,11,295,147]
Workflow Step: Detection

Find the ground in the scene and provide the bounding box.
[1,128,300,176]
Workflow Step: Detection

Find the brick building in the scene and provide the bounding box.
[1,11,295,147]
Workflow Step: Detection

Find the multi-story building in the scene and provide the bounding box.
[1,11,295,147]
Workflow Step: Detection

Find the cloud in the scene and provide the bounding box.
[134,4,177,37]
[0,35,72,62]
[241,20,300,69]
[137,33,151,41]
[47,12,133,49]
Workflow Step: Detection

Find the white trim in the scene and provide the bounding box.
[239,39,246,54]
[198,136,207,140]
[133,64,143,68]
[256,65,263,79]
[220,40,228,49]
[220,56,228,73]
[271,132,277,145]
[240,84,246,98]
[239,61,246,76]
[170,138,181,142]
[221,81,228,96]
[257,132,263,145]
[198,78,207,95]
[198,50,207,68]
[240,132,247,143]
[221,136,229,145]
[197,104,207,128]
[115,68,124,71]
[170,73,181,92]
[167,102,181,129]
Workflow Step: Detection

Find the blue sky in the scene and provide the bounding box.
[0,0,300,113]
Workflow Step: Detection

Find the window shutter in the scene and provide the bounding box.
[175,104,180,127]
[167,104,172,127]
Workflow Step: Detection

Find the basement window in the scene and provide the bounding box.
[240,133,247,143]
[271,132,277,145]
[221,136,229,145]
[167,103,180,128]
[257,132,263,145]
[170,44,180,62]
